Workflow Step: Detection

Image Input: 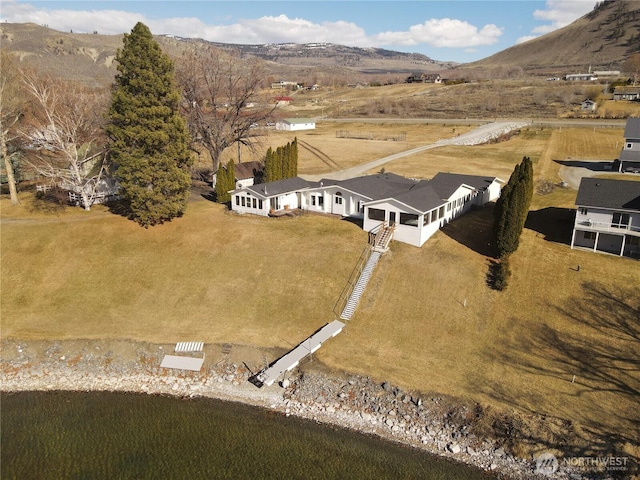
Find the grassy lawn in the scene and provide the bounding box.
[2,123,638,461]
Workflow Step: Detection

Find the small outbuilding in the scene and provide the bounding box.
[275,118,316,131]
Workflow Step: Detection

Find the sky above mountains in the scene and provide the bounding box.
[1,0,598,63]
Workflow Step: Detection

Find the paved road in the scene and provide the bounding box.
[302,121,529,181]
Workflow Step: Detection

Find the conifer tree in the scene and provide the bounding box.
[107,22,192,227]
[493,156,534,256]
[215,159,235,204]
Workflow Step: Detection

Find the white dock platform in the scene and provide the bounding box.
[160,355,205,372]
[256,320,345,387]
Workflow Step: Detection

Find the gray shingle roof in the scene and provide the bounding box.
[320,173,418,201]
[242,177,312,198]
[623,118,640,140]
[575,178,640,211]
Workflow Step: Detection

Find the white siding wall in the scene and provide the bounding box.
[233,193,269,216]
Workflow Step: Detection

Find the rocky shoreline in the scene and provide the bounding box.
[1,338,587,479]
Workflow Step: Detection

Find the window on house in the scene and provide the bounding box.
[430,210,437,223]
[612,212,630,228]
[252,198,257,208]
[318,196,324,207]
[335,192,343,205]
[235,196,240,206]
[584,231,596,240]
[447,203,451,211]
[438,206,445,219]
[258,200,263,209]
[627,143,633,149]
[241,197,246,207]
[628,236,640,246]
[368,208,385,221]
[399,213,419,227]
[311,196,316,206]
[579,208,588,215]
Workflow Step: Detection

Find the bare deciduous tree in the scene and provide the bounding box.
[176,46,277,174]
[0,50,24,205]
[21,73,109,210]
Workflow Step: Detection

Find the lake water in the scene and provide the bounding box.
[1,391,494,479]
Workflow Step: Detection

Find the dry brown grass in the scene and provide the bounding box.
[2,122,638,462]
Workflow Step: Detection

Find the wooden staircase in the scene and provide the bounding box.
[336,222,396,321]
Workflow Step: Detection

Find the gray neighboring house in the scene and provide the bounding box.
[618,118,640,173]
[230,172,502,247]
[570,178,640,258]
[612,86,640,101]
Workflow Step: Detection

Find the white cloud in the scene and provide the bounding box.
[516,35,538,45]
[375,18,502,48]
[526,0,597,39]
[1,0,502,52]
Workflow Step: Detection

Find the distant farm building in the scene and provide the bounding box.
[276,118,316,131]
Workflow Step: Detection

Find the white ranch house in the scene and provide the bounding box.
[571,178,640,258]
[230,172,502,247]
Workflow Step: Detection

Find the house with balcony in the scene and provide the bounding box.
[618,118,640,173]
[570,178,640,258]
[230,172,502,247]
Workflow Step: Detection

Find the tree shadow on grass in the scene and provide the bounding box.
[469,281,639,475]
[441,204,495,257]
[525,207,575,246]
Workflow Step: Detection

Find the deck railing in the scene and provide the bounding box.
[577,220,640,234]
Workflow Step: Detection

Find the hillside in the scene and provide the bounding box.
[0,22,449,88]
[465,0,640,74]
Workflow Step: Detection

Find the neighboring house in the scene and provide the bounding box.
[271,81,297,89]
[565,73,597,81]
[618,118,640,173]
[580,99,597,112]
[570,178,640,258]
[613,86,640,101]
[211,161,264,189]
[230,172,502,247]
[274,96,294,106]
[406,73,442,84]
[276,118,316,131]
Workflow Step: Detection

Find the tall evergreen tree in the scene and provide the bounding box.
[493,156,534,256]
[215,159,234,204]
[107,22,192,227]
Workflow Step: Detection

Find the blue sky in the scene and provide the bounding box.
[1,0,597,63]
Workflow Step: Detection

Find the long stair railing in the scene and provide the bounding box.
[333,222,396,321]
[333,246,372,319]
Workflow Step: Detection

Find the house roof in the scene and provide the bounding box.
[240,176,312,199]
[575,178,640,211]
[281,118,315,124]
[320,173,418,201]
[614,86,640,94]
[429,172,500,198]
[623,118,640,140]
[234,161,264,180]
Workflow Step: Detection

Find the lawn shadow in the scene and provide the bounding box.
[468,281,639,473]
[553,159,613,171]
[525,207,575,246]
[440,204,495,257]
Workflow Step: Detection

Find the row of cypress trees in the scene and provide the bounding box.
[214,160,235,204]
[264,139,298,183]
[491,156,534,290]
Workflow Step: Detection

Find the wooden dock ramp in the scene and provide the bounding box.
[253,320,345,387]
